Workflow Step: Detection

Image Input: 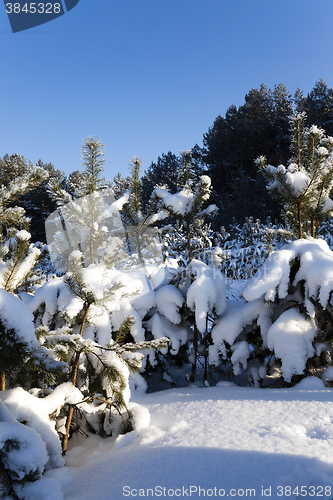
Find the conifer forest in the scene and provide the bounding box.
[3,79,333,499]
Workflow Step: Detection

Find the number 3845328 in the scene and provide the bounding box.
[5,3,61,14]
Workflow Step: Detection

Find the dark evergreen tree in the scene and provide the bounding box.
[141,150,203,207]
[295,79,333,136]
[0,154,29,186]
[20,160,66,242]
[111,172,132,199]
[141,151,181,205]
[201,83,292,225]
[0,154,66,242]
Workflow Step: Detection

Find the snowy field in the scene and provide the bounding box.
[55,379,333,500]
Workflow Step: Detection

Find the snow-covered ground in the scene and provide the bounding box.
[54,379,333,500]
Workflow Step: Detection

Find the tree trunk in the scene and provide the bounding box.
[185,218,192,262]
[136,230,143,264]
[204,353,208,382]
[1,372,5,391]
[190,325,198,383]
[62,305,90,455]
[310,217,315,238]
[297,203,303,239]
[62,405,75,456]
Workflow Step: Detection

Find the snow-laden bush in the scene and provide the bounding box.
[209,238,333,386]
[0,399,63,500]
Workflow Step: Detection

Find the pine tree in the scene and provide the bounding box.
[111,172,132,199]
[155,152,217,263]
[154,151,223,382]
[201,82,292,226]
[0,154,29,186]
[295,79,333,136]
[45,138,168,453]
[121,156,168,264]
[47,137,125,269]
[20,160,66,242]
[210,238,333,386]
[0,166,49,390]
[141,150,204,208]
[258,112,333,238]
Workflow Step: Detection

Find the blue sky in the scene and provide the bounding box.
[1,0,333,181]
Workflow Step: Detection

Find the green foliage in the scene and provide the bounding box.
[0,319,31,384]
[155,156,217,264]
[295,79,333,136]
[120,156,168,264]
[258,112,333,238]
[201,82,292,226]
[80,136,107,196]
[141,150,204,207]
[0,166,48,238]
[114,316,136,345]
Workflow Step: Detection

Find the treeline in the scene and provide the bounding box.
[1,79,333,241]
[142,78,333,227]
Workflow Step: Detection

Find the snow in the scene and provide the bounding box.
[102,191,129,219]
[242,238,333,306]
[16,477,64,500]
[0,421,48,479]
[11,246,41,290]
[267,308,317,382]
[323,366,333,382]
[53,385,333,500]
[242,247,295,302]
[27,277,66,325]
[0,383,84,470]
[286,169,310,194]
[293,240,333,309]
[147,313,187,354]
[322,196,333,214]
[0,399,64,499]
[187,260,226,333]
[15,229,31,241]
[231,340,250,375]
[210,298,264,347]
[154,186,194,216]
[0,289,36,345]
[155,285,184,324]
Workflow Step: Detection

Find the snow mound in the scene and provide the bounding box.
[292,377,326,390]
[243,239,333,308]
[267,308,316,382]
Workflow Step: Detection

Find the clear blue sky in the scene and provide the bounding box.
[1,0,333,181]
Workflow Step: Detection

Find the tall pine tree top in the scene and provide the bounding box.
[258,112,333,238]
